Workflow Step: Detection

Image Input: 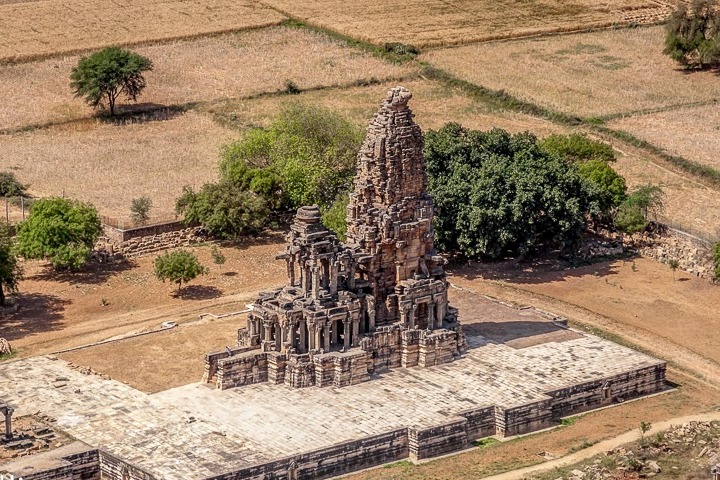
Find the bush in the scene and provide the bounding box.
[0,225,21,306]
[0,172,28,198]
[70,46,153,115]
[16,198,102,270]
[154,250,206,296]
[220,102,362,211]
[713,242,720,279]
[176,181,270,239]
[616,185,665,234]
[424,124,598,259]
[322,193,350,241]
[540,133,617,164]
[577,159,627,212]
[130,196,152,226]
[664,0,720,69]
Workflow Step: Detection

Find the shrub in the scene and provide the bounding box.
[70,46,153,115]
[540,133,617,164]
[210,245,226,266]
[0,172,28,198]
[664,0,720,69]
[220,102,362,211]
[154,250,206,296]
[577,159,627,212]
[616,185,665,234]
[424,124,598,259]
[130,196,152,226]
[175,181,269,239]
[382,42,420,57]
[0,225,21,306]
[713,242,720,279]
[16,198,102,270]
[282,80,301,95]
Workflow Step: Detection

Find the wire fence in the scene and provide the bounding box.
[649,212,719,246]
[100,214,181,231]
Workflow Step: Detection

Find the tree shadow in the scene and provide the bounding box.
[448,253,623,286]
[176,285,223,301]
[30,258,137,286]
[0,293,69,343]
[97,104,185,125]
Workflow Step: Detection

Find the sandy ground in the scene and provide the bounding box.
[0,236,286,358]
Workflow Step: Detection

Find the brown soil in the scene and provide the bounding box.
[0,236,286,359]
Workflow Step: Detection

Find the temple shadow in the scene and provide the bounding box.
[177,285,223,301]
[0,293,69,343]
[462,320,581,348]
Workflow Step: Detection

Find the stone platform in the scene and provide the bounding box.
[0,290,666,480]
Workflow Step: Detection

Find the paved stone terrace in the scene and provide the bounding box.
[0,292,663,479]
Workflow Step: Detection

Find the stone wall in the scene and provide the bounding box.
[98,451,159,480]
[4,445,100,480]
[635,225,716,281]
[97,226,206,258]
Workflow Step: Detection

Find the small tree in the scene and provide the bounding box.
[16,198,103,270]
[0,172,28,198]
[616,185,665,234]
[0,225,21,306]
[321,193,350,241]
[130,196,152,226]
[70,47,153,116]
[664,0,720,69]
[639,421,652,445]
[668,258,680,280]
[154,250,206,296]
[210,245,226,266]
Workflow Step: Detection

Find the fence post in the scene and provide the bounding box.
[4,198,7,225]
[20,196,24,221]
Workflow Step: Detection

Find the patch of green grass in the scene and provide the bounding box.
[569,439,598,453]
[383,460,414,469]
[0,351,17,362]
[561,416,579,426]
[473,437,500,448]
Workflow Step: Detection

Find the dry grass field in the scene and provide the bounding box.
[0,26,416,131]
[1,112,235,220]
[609,103,720,170]
[204,79,567,136]
[423,26,720,118]
[261,0,673,48]
[0,0,285,62]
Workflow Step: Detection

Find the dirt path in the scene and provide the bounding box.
[482,410,720,480]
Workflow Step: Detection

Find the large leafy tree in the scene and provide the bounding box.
[0,225,21,306]
[16,198,103,270]
[664,0,720,69]
[425,124,598,259]
[220,102,362,211]
[71,47,153,115]
[176,181,270,239]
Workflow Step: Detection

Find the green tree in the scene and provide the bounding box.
[210,245,226,266]
[664,0,720,69]
[130,196,152,226]
[0,225,21,306]
[616,185,665,234]
[220,102,362,211]
[577,159,627,212]
[322,193,350,241]
[154,250,206,296]
[70,47,153,116]
[0,172,28,198]
[424,124,598,259]
[668,258,680,280]
[16,198,103,270]
[175,181,269,239]
[539,133,617,164]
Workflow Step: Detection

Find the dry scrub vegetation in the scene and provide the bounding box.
[609,103,720,170]
[261,0,673,48]
[423,26,720,117]
[0,0,285,62]
[0,27,416,131]
[1,112,235,220]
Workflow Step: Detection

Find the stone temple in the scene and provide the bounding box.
[204,86,466,389]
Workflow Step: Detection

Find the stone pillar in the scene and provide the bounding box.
[323,324,331,352]
[427,302,435,330]
[288,257,296,286]
[348,263,356,289]
[400,306,408,327]
[352,318,359,347]
[4,407,12,440]
[299,320,307,353]
[315,326,322,353]
[343,319,351,351]
[277,325,283,352]
[311,265,320,300]
[304,265,312,293]
[409,305,416,329]
[436,300,445,328]
[308,322,316,351]
[331,320,338,344]
[330,261,339,296]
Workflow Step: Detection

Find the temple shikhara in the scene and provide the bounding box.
[204,86,466,389]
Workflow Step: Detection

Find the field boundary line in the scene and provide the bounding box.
[0,21,287,66]
[599,98,720,121]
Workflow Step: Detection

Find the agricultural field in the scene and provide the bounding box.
[261,0,673,48]
[0,26,416,131]
[0,0,285,62]
[423,25,720,118]
[609,103,720,170]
